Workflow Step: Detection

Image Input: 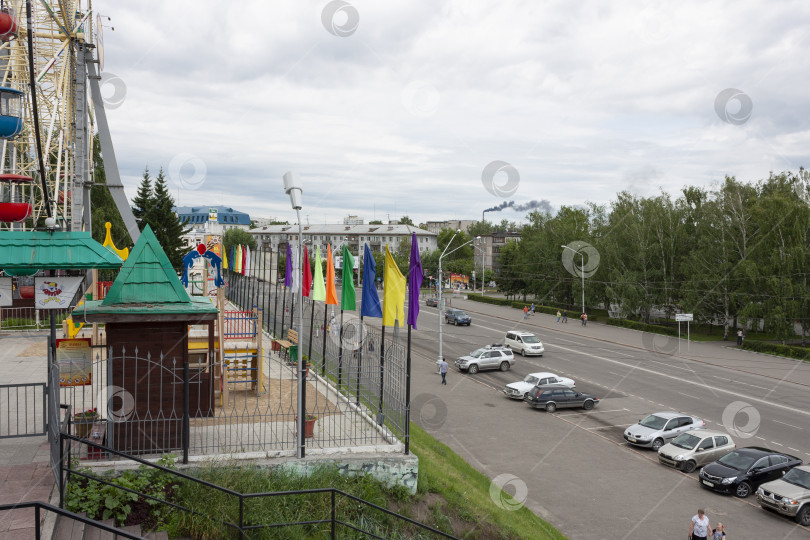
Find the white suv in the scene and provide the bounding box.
[455,345,514,374]
[505,331,545,356]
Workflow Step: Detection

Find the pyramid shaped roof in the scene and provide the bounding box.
[75,225,217,322]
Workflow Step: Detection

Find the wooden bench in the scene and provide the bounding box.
[275,329,299,362]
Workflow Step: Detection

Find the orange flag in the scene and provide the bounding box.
[325,244,338,305]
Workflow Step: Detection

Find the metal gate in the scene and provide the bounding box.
[0,382,47,438]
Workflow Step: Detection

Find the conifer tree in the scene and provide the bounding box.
[149,168,190,270]
[132,168,154,230]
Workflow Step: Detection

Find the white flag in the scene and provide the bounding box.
[35,276,83,310]
[0,277,12,307]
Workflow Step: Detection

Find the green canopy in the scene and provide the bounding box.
[0,231,124,272]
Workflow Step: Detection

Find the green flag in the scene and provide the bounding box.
[311,245,325,301]
[341,244,356,310]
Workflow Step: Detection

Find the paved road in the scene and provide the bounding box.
[395,297,810,539]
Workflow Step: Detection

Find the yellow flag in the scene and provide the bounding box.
[382,245,406,327]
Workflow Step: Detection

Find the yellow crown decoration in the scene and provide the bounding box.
[103,222,129,260]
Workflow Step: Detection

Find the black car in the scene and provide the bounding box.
[425,297,438,307]
[444,308,471,326]
[523,384,599,412]
[699,447,802,498]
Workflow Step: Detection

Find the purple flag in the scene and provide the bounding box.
[407,232,424,328]
[285,243,293,287]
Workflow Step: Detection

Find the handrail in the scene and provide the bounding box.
[61,433,459,539]
[0,501,146,539]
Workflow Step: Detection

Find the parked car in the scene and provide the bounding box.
[699,447,802,498]
[503,372,576,399]
[425,297,437,307]
[523,385,599,412]
[445,308,471,326]
[657,429,736,473]
[504,331,545,356]
[624,412,705,451]
[454,345,514,374]
[757,464,810,525]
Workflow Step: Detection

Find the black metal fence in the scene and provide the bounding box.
[58,434,458,539]
[223,248,409,445]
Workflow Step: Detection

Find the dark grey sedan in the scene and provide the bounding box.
[524,385,599,412]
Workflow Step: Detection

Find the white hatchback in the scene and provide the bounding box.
[505,331,545,356]
[503,372,576,399]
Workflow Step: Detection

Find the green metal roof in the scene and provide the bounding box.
[0,231,124,271]
[75,225,217,320]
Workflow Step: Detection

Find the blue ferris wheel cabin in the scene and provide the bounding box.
[0,87,23,139]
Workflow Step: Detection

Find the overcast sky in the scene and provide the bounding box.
[97,0,810,227]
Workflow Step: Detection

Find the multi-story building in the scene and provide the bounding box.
[249,223,437,265]
[474,231,521,277]
[423,219,477,235]
[174,206,251,250]
[343,215,364,225]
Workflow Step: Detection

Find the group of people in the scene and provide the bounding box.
[523,304,536,319]
[689,508,726,539]
[555,310,568,323]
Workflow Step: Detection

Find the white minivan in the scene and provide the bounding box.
[505,331,545,356]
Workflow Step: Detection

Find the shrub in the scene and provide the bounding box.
[606,318,678,336]
[741,340,810,361]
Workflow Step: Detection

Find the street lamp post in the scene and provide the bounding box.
[474,236,483,296]
[283,171,305,459]
[438,231,477,367]
[437,230,460,367]
[561,244,585,318]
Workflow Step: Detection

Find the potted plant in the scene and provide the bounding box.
[295,414,318,438]
[73,407,99,438]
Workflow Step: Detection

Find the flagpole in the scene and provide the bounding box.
[321,305,328,376]
[273,244,280,336]
[308,296,315,363]
[405,323,412,455]
[337,309,344,390]
[377,324,385,426]
[356,315,363,406]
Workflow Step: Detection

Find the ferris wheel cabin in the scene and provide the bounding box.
[0,87,23,139]
[0,174,33,222]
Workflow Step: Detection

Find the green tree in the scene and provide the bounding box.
[223,228,257,255]
[369,219,383,225]
[90,134,132,247]
[132,168,153,230]
[147,168,190,270]
[398,216,414,226]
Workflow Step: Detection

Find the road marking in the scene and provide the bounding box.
[587,424,634,430]
[756,436,766,440]
[679,392,699,400]
[771,441,784,446]
[788,447,801,453]
[729,379,771,391]
[773,420,804,430]
[546,341,810,418]
[556,408,630,415]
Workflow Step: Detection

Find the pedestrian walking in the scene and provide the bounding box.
[523,306,529,319]
[580,313,586,326]
[530,303,535,316]
[736,329,742,346]
[583,313,587,326]
[562,310,567,323]
[689,509,711,540]
[556,310,561,323]
[439,357,448,385]
[711,523,726,539]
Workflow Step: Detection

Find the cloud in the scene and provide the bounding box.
[98,0,810,226]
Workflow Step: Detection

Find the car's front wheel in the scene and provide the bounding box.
[545,402,557,413]
[499,361,510,372]
[583,399,594,410]
[735,481,752,498]
[796,504,810,526]
[651,438,664,451]
[682,460,697,473]
[467,364,479,374]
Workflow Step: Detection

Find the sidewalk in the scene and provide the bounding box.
[451,296,810,388]
[0,333,56,538]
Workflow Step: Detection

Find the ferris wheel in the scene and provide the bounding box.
[0,0,139,241]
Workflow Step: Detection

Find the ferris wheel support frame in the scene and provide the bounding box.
[81,45,140,242]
